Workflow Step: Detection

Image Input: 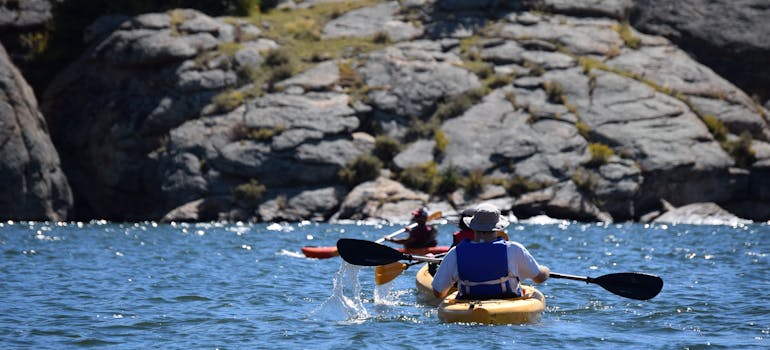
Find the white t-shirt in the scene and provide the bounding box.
[431,240,542,295]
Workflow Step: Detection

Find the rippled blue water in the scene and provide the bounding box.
[1,220,768,349]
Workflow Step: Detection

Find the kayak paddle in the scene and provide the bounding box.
[336,238,443,265]
[338,238,664,300]
[376,262,411,285]
[549,272,663,301]
[374,210,443,243]
[301,211,442,259]
[375,257,449,285]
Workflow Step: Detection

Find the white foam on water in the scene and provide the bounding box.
[277,249,304,258]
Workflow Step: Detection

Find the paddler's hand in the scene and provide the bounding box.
[533,265,550,284]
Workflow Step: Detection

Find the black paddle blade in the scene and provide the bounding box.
[592,272,663,300]
[336,239,407,266]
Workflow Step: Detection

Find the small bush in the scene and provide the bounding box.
[572,167,599,192]
[485,74,512,90]
[461,169,486,195]
[230,124,285,142]
[587,142,614,166]
[338,61,364,89]
[575,121,591,140]
[372,31,390,44]
[232,179,266,209]
[218,42,243,57]
[213,90,245,112]
[465,61,494,80]
[544,81,565,104]
[284,17,321,40]
[615,22,642,49]
[339,154,383,186]
[725,131,756,168]
[524,61,545,76]
[702,114,727,142]
[251,126,285,142]
[433,88,487,121]
[434,130,449,155]
[505,175,547,196]
[267,64,294,87]
[373,135,402,165]
[437,164,461,194]
[398,161,441,194]
[406,116,442,141]
[19,31,49,57]
[264,48,292,67]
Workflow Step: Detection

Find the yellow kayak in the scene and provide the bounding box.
[415,264,444,305]
[416,264,545,324]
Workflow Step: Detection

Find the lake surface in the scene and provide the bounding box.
[1,220,768,349]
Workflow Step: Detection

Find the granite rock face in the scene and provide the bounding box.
[629,0,770,104]
[0,43,72,221]
[0,0,52,29]
[22,1,770,222]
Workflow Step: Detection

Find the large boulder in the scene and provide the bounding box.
[0,0,52,29]
[0,43,72,220]
[653,201,751,226]
[629,0,770,104]
[358,40,482,139]
[332,177,430,222]
[40,10,365,221]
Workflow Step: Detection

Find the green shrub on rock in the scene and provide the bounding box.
[339,154,383,187]
[398,161,441,194]
[504,175,548,196]
[434,130,449,156]
[702,114,728,142]
[725,131,757,168]
[460,169,486,195]
[232,179,266,209]
[587,142,614,166]
[372,135,402,165]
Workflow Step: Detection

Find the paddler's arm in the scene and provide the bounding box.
[385,226,413,244]
[532,265,550,284]
[433,286,450,299]
[511,242,549,284]
[430,248,457,299]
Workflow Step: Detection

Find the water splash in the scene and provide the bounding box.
[277,249,304,258]
[309,262,369,323]
[374,284,395,305]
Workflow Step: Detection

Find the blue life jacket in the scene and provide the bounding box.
[455,238,520,299]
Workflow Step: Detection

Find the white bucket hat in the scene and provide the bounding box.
[463,203,509,231]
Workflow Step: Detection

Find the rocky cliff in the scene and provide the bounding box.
[3,0,770,222]
[0,43,72,220]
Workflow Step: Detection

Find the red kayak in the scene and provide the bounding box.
[301,245,340,259]
[301,245,450,259]
[302,211,445,259]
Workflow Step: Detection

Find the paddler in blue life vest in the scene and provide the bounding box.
[385,207,438,249]
[431,203,549,300]
[451,207,510,248]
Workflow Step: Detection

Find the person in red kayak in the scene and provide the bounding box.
[431,203,549,300]
[451,207,509,248]
[385,207,438,249]
[451,208,476,248]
